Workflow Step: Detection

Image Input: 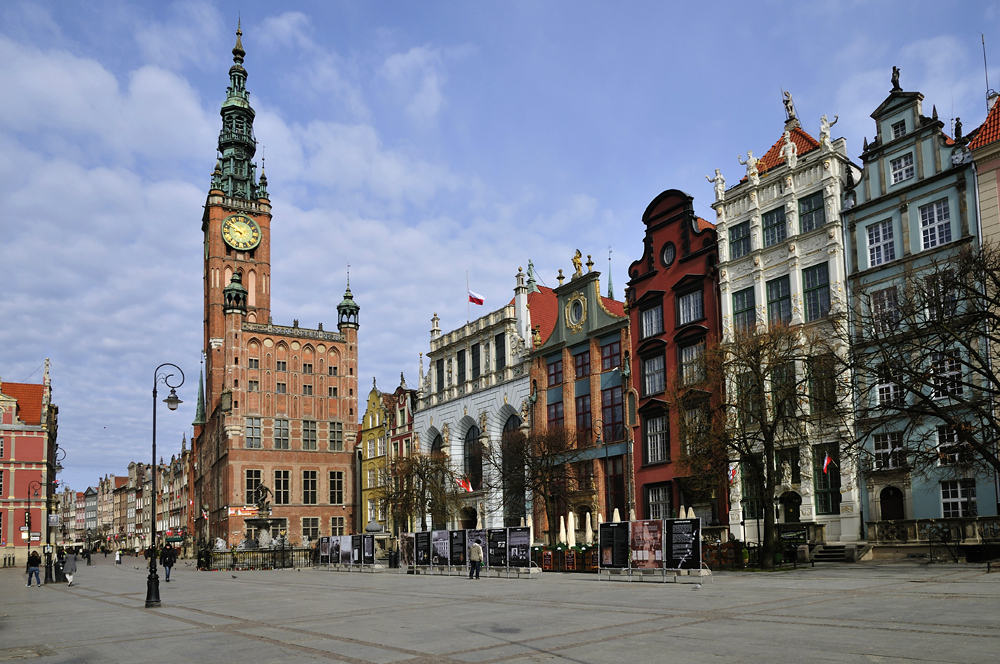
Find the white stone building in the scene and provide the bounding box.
[713,103,863,544]
[414,266,557,530]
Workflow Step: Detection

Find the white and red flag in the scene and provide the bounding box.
[823,452,837,474]
[456,477,474,492]
[468,290,484,305]
[728,466,738,484]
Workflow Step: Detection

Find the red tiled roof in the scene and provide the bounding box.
[695,216,715,232]
[2,382,44,425]
[528,287,559,345]
[970,100,1000,150]
[114,477,128,489]
[600,296,626,317]
[757,127,820,174]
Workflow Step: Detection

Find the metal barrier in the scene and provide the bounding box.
[2,554,19,568]
[207,547,315,571]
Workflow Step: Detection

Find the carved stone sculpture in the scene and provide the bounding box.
[705,169,726,202]
[781,131,798,169]
[738,151,759,186]
[819,114,838,148]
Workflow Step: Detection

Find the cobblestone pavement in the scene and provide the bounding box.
[1,559,998,662]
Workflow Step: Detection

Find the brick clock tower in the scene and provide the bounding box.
[192,25,360,547]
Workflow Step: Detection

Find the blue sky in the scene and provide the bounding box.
[2,0,998,493]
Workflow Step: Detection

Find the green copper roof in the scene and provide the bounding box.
[215,20,262,201]
[192,368,206,426]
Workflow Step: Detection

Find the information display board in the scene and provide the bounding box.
[362,534,375,565]
[487,528,508,567]
[431,530,449,565]
[415,531,431,566]
[598,522,630,568]
[508,527,531,568]
[339,536,352,565]
[319,536,330,564]
[663,518,701,570]
[564,549,577,571]
[630,519,663,569]
[351,535,362,565]
[399,533,414,566]
[449,530,467,566]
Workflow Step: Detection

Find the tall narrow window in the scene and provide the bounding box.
[245,470,261,503]
[808,355,836,415]
[302,517,319,540]
[547,358,563,386]
[867,220,895,267]
[641,305,664,338]
[574,351,591,379]
[302,470,317,504]
[495,333,506,370]
[730,221,751,259]
[245,418,261,448]
[870,287,900,334]
[762,207,787,247]
[642,355,665,396]
[646,484,671,520]
[329,421,344,451]
[931,352,962,399]
[471,344,481,379]
[677,291,704,325]
[875,365,901,407]
[798,191,825,233]
[329,471,343,504]
[547,402,564,429]
[733,288,756,331]
[891,120,906,139]
[803,263,830,322]
[766,276,791,326]
[331,516,345,535]
[464,426,483,490]
[457,350,466,384]
[679,342,706,385]
[575,395,592,444]
[919,199,952,249]
[941,479,976,517]
[274,470,290,504]
[302,420,318,450]
[601,340,621,371]
[274,419,290,450]
[602,386,624,442]
[874,432,905,469]
[813,447,842,515]
[435,359,444,392]
[644,414,669,464]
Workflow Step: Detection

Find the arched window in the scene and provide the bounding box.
[501,414,525,526]
[431,434,444,458]
[465,426,483,491]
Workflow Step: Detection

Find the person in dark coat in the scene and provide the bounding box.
[160,544,177,582]
[26,550,42,587]
[63,551,78,586]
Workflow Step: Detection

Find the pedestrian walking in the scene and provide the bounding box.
[114,549,121,565]
[63,550,78,586]
[160,543,177,582]
[26,550,42,587]
[469,539,483,580]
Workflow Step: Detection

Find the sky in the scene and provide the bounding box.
[2,0,999,494]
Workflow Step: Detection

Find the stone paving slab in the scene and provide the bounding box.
[1,560,999,662]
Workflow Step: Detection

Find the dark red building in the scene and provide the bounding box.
[626,190,728,527]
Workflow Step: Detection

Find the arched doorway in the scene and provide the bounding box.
[779,491,801,523]
[880,486,905,521]
[458,506,477,530]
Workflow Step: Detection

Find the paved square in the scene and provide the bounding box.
[1,560,998,662]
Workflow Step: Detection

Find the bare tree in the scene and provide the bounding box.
[679,321,852,568]
[377,452,467,533]
[484,427,587,546]
[852,241,1000,479]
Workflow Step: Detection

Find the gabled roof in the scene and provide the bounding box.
[600,296,626,317]
[757,127,820,174]
[969,99,1000,150]
[528,287,559,344]
[1,382,44,425]
[694,216,715,232]
[114,477,128,489]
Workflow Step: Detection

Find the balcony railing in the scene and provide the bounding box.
[867,516,1000,545]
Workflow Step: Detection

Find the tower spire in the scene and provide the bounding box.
[607,247,614,298]
[216,20,260,200]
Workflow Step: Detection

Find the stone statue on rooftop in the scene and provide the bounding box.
[891,66,901,91]
[572,250,583,277]
[819,114,838,148]
[781,131,798,169]
[783,91,796,120]
[738,151,760,186]
[705,169,726,202]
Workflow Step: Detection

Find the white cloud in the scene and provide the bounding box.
[135,0,225,70]
[380,45,448,125]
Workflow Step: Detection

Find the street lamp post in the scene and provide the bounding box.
[28,480,56,583]
[146,363,184,608]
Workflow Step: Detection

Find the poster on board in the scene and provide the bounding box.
[330,536,341,565]
[508,526,531,568]
[362,534,375,565]
[449,530,467,566]
[467,529,487,568]
[630,520,663,569]
[598,522,629,568]
[487,528,508,568]
[351,535,362,565]
[415,531,431,566]
[399,533,414,566]
[339,536,352,565]
[663,518,701,570]
[319,536,330,564]
[431,530,449,565]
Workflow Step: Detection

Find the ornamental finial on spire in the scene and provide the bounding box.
[233,19,245,62]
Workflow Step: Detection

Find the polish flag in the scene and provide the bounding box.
[823,452,836,474]
[728,466,738,484]
[456,477,474,492]
[468,290,485,305]
[202,509,209,520]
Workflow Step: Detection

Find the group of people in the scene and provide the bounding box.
[25,543,179,588]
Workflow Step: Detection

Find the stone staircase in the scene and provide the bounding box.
[813,544,847,563]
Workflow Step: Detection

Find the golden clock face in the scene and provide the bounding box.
[222,214,261,251]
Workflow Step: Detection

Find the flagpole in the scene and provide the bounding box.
[466,270,470,323]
